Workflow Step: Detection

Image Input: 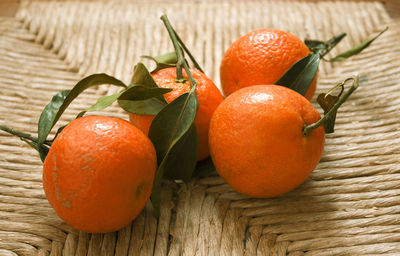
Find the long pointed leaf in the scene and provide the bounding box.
[148,87,199,217]
[123,63,169,116]
[118,85,171,116]
[38,73,127,146]
[148,88,198,163]
[84,86,172,115]
[142,52,177,74]
[150,125,198,216]
[118,98,167,115]
[329,27,388,62]
[130,63,166,103]
[276,53,320,96]
[118,86,172,101]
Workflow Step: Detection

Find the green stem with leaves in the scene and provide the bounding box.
[173,28,204,73]
[0,125,52,146]
[160,15,197,87]
[303,76,359,136]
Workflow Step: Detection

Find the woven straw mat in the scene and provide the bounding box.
[0,0,399,255]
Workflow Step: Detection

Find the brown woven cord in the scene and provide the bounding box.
[0,0,399,255]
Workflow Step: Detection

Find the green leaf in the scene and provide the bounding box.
[81,85,172,117]
[37,89,70,145]
[118,86,172,101]
[120,63,170,116]
[130,63,166,102]
[38,74,127,147]
[142,52,177,74]
[276,53,320,96]
[150,126,197,216]
[162,125,198,180]
[86,93,122,112]
[148,89,198,163]
[306,33,347,56]
[148,87,199,217]
[329,27,388,62]
[118,98,167,116]
[305,40,326,53]
[76,92,123,118]
[118,85,171,116]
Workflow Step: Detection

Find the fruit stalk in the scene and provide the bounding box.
[303,76,359,136]
[172,28,204,73]
[160,15,197,87]
[0,125,52,146]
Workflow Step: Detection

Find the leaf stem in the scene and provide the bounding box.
[0,125,52,146]
[303,76,359,136]
[173,28,204,73]
[160,15,197,88]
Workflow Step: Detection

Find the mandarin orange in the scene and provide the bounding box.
[209,85,325,198]
[129,67,224,161]
[220,29,317,100]
[43,116,157,233]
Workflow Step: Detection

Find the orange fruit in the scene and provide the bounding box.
[129,67,224,161]
[43,116,157,233]
[209,85,325,198]
[220,28,317,100]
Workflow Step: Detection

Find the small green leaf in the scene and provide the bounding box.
[329,27,388,62]
[276,53,320,96]
[121,63,169,116]
[305,40,326,53]
[38,74,127,147]
[81,85,171,118]
[118,85,171,116]
[76,92,123,118]
[118,98,167,116]
[149,88,198,163]
[118,86,172,101]
[142,52,178,73]
[37,89,70,145]
[87,93,122,112]
[162,125,198,181]
[150,126,197,217]
[151,125,198,216]
[130,63,166,103]
[149,87,199,217]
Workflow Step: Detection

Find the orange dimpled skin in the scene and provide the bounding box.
[43,116,157,233]
[220,29,317,100]
[129,67,224,161]
[209,85,325,198]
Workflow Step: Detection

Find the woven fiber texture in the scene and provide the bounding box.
[0,0,399,255]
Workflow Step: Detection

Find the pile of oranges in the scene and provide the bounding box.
[2,15,377,234]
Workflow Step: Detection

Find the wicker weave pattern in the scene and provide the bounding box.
[0,1,399,255]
